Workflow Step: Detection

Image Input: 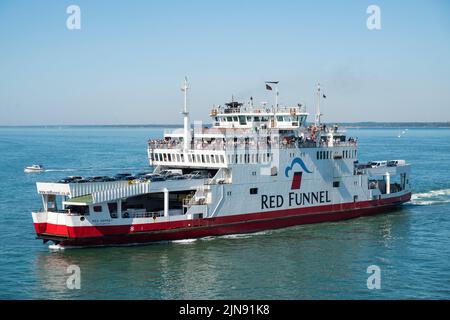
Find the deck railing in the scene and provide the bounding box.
[149,140,357,151]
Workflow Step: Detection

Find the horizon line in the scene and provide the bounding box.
[1,121,450,128]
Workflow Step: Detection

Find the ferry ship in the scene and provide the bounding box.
[32,80,411,247]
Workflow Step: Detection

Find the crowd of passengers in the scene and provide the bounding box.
[149,135,357,151]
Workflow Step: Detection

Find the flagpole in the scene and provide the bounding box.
[315,83,321,126]
[265,81,279,111]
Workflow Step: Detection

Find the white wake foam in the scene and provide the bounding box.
[171,238,198,244]
[411,189,450,206]
[48,244,66,251]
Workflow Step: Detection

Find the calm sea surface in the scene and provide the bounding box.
[0,127,449,299]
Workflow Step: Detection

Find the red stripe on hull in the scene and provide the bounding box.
[35,193,411,247]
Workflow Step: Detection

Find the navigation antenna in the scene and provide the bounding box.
[181,77,190,150]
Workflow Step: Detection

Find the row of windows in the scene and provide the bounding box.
[316,149,357,160]
[215,115,304,124]
[227,153,273,164]
[153,152,275,165]
[154,153,225,164]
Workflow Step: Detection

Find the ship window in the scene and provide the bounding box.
[250,188,258,195]
[353,195,358,202]
[233,116,238,122]
[254,116,260,122]
[66,205,89,215]
[277,116,283,121]
[333,181,340,188]
[93,205,102,212]
[247,116,252,121]
[211,155,215,163]
[107,202,118,218]
[227,117,232,121]
[220,155,225,163]
[317,151,320,159]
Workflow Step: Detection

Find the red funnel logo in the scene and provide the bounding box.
[285,157,312,190]
[291,172,303,190]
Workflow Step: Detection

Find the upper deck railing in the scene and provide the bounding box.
[148,138,357,151]
[211,105,304,115]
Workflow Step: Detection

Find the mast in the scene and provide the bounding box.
[181,77,190,150]
[315,83,322,126]
[274,82,279,110]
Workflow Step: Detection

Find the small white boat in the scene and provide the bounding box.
[24,164,44,173]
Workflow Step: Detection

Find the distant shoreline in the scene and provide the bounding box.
[338,122,450,129]
[0,122,449,129]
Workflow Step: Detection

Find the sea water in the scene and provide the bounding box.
[0,127,449,299]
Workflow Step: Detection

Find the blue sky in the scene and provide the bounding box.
[0,0,449,125]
